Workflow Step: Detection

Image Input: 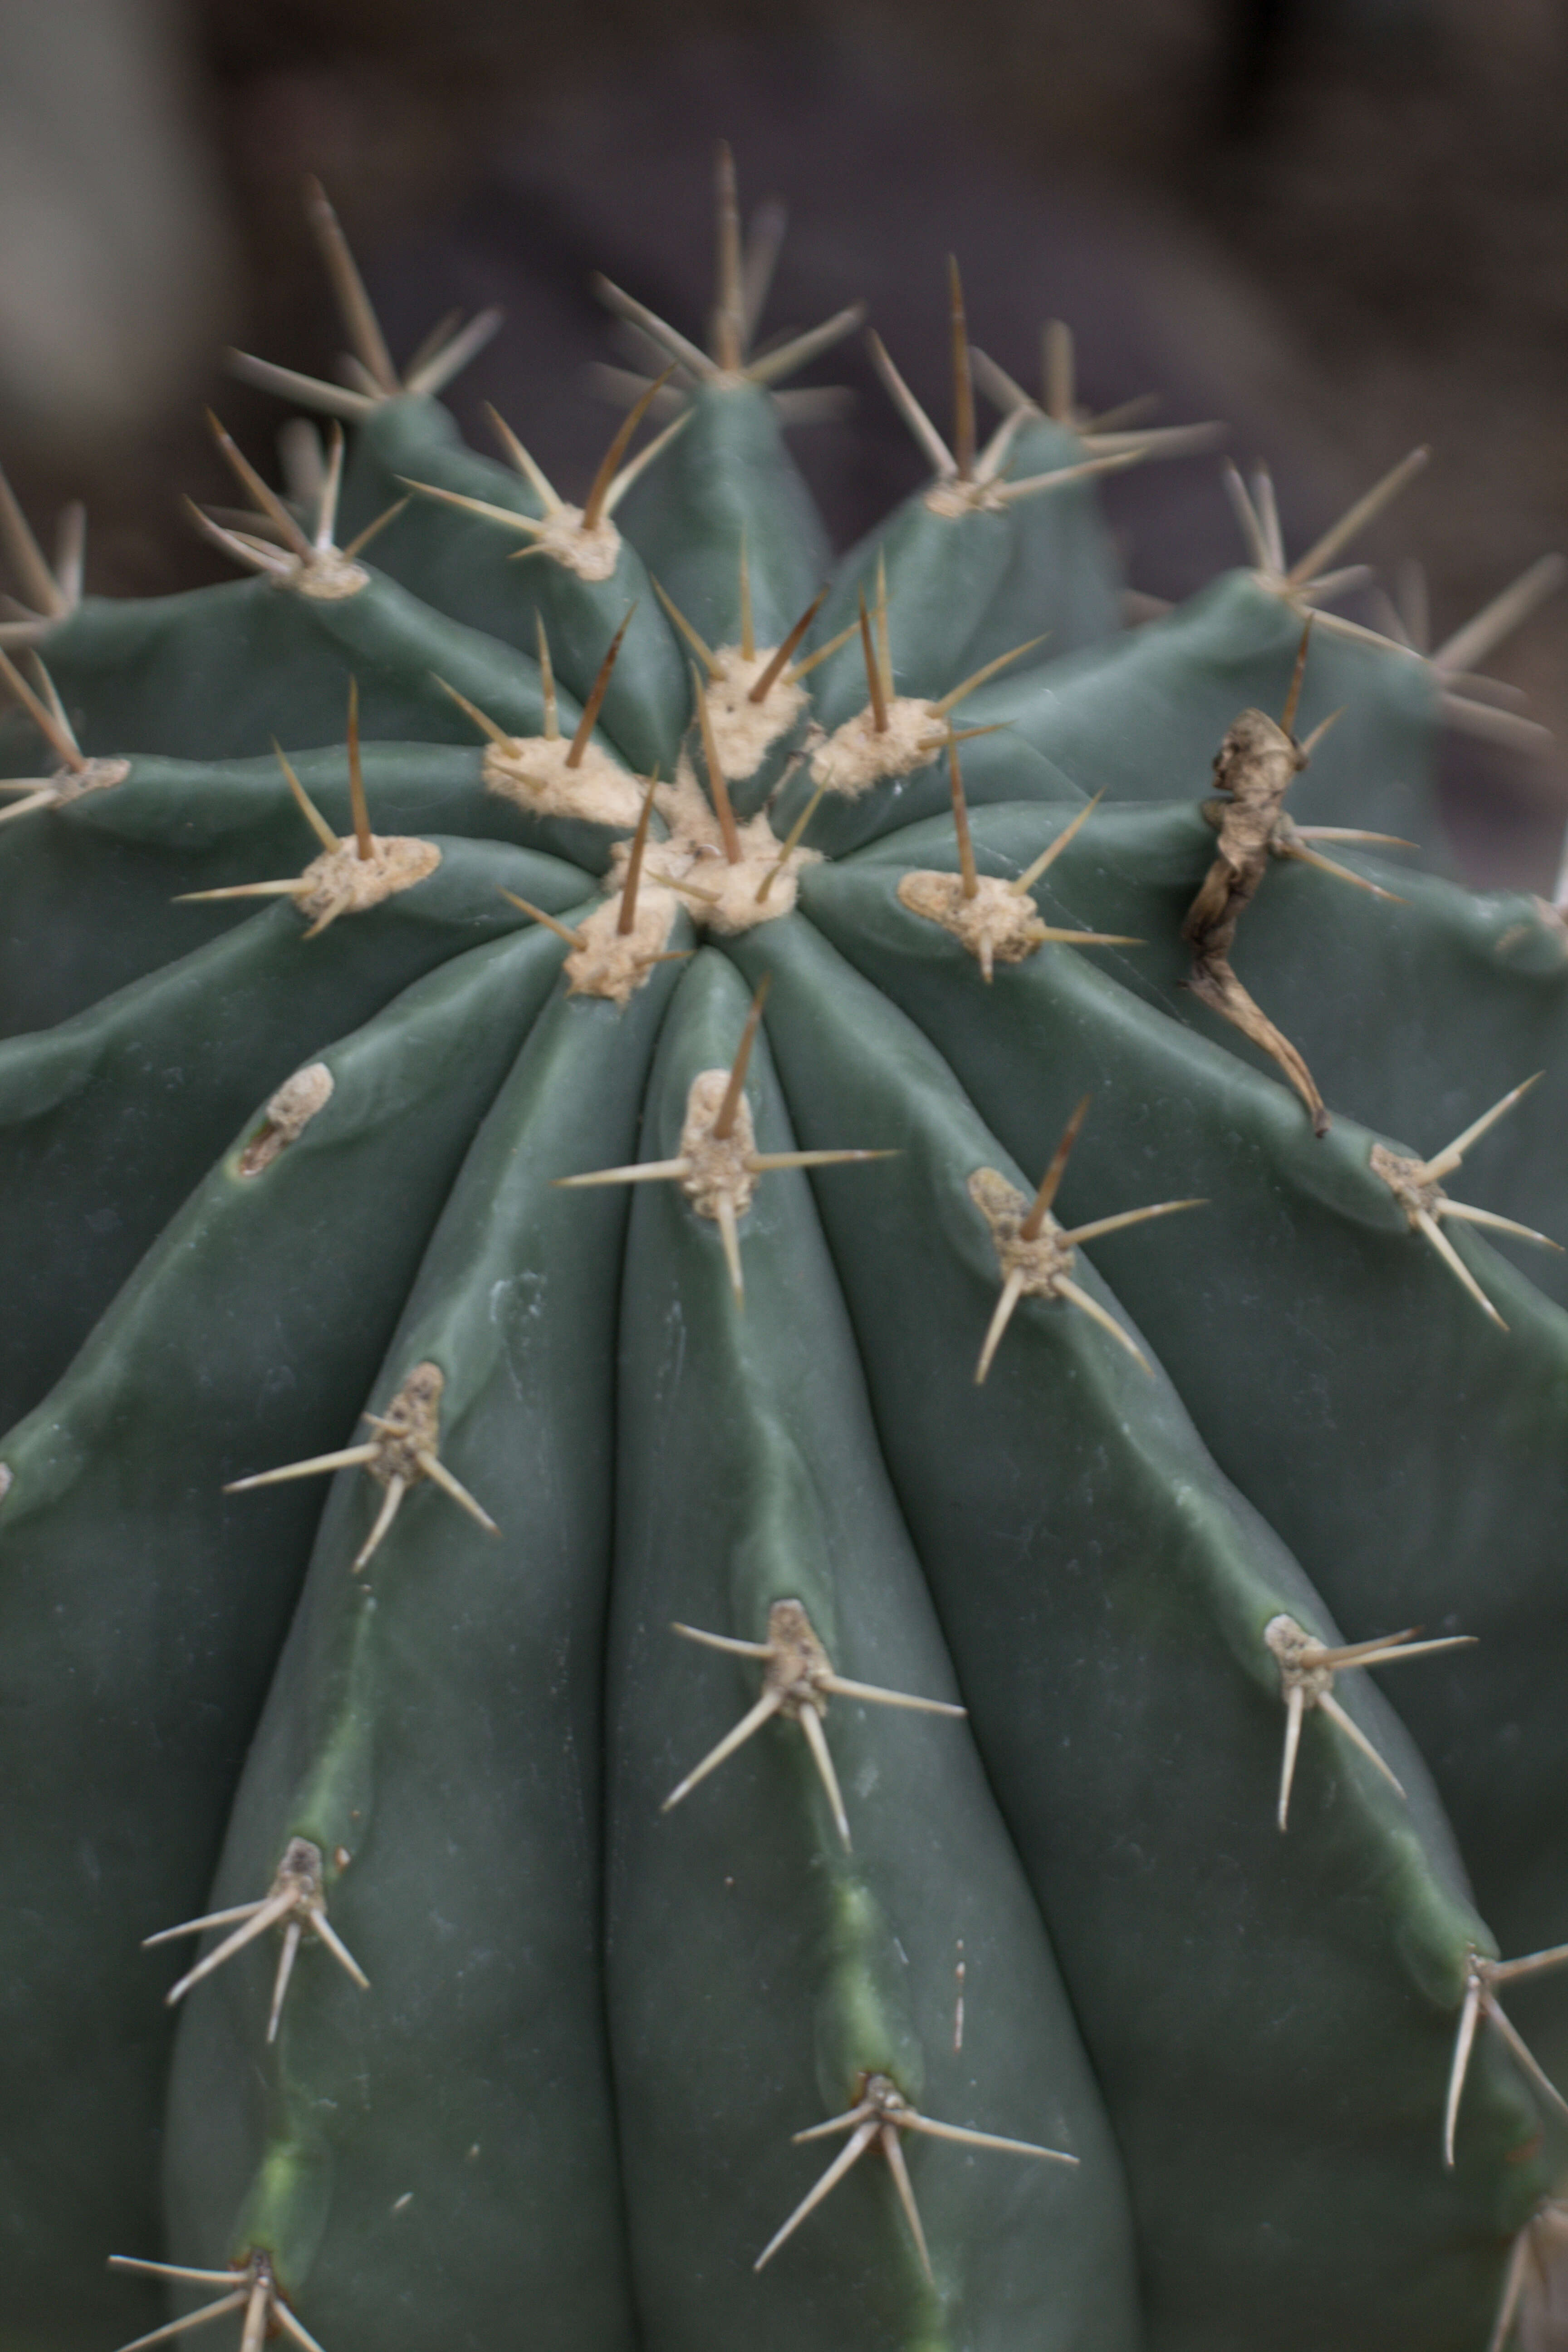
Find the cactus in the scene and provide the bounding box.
[2,147,1568,2352]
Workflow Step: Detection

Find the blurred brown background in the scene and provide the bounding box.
[2,0,1566,886]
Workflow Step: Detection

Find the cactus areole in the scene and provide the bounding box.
[4,150,1568,2352]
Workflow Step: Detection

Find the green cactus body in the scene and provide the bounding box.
[961,566,1445,844]
[606,951,1139,2352]
[2,150,1566,2352]
[895,794,1568,1311]
[0,837,588,1429]
[610,381,832,646]
[778,725,1086,865]
[0,564,584,768]
[0,742,635,1039]
[817,823,1568,2071]
[808,494,1034,728]
[803,308,1136,728]
[162,963,685,2352]
[0,920,572,2347]
[956,412,1124,668]
[734,910,1543,2351]
[338,394,690,773]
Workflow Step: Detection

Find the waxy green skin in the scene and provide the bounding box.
[796,734,1084,864]
[1104,823,1568,1311]
[811,832,1568,2084]
[929,797,1568,1308]
[164,958,686,2352]
[807,421,1124,729]
[962,568,1443,846]
[608,951,1139,2352]
[339,397,688,772]
[0,743,629,1039]
[734,909,1548,2352]
[612,382,832,649]
[809,494,1032,730]
[0,836,589,1431]
[855,797,1568,1465]
[979,412,1126,664]
[3,244,1566,2352]
[0,565,572,771]
[0,919,570,2352]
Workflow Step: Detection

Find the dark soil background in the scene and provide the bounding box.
[2,0,1566,891]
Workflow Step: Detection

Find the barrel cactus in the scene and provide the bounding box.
[5,147,1568,2352]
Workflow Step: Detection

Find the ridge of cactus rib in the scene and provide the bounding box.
[1,141,1567,2352]
[0,920,574,2347]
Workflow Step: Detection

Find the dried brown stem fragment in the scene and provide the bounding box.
[1181,682,1331,1134]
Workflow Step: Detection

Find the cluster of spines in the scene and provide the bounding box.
[90,662,1568,2347]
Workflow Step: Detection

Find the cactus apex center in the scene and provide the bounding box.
[653,575,811,773]
[617,762,818,931]
[483,731,646,828]
[564,888,683,1004]
[809,696,941,798]
[705,649,808,781]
